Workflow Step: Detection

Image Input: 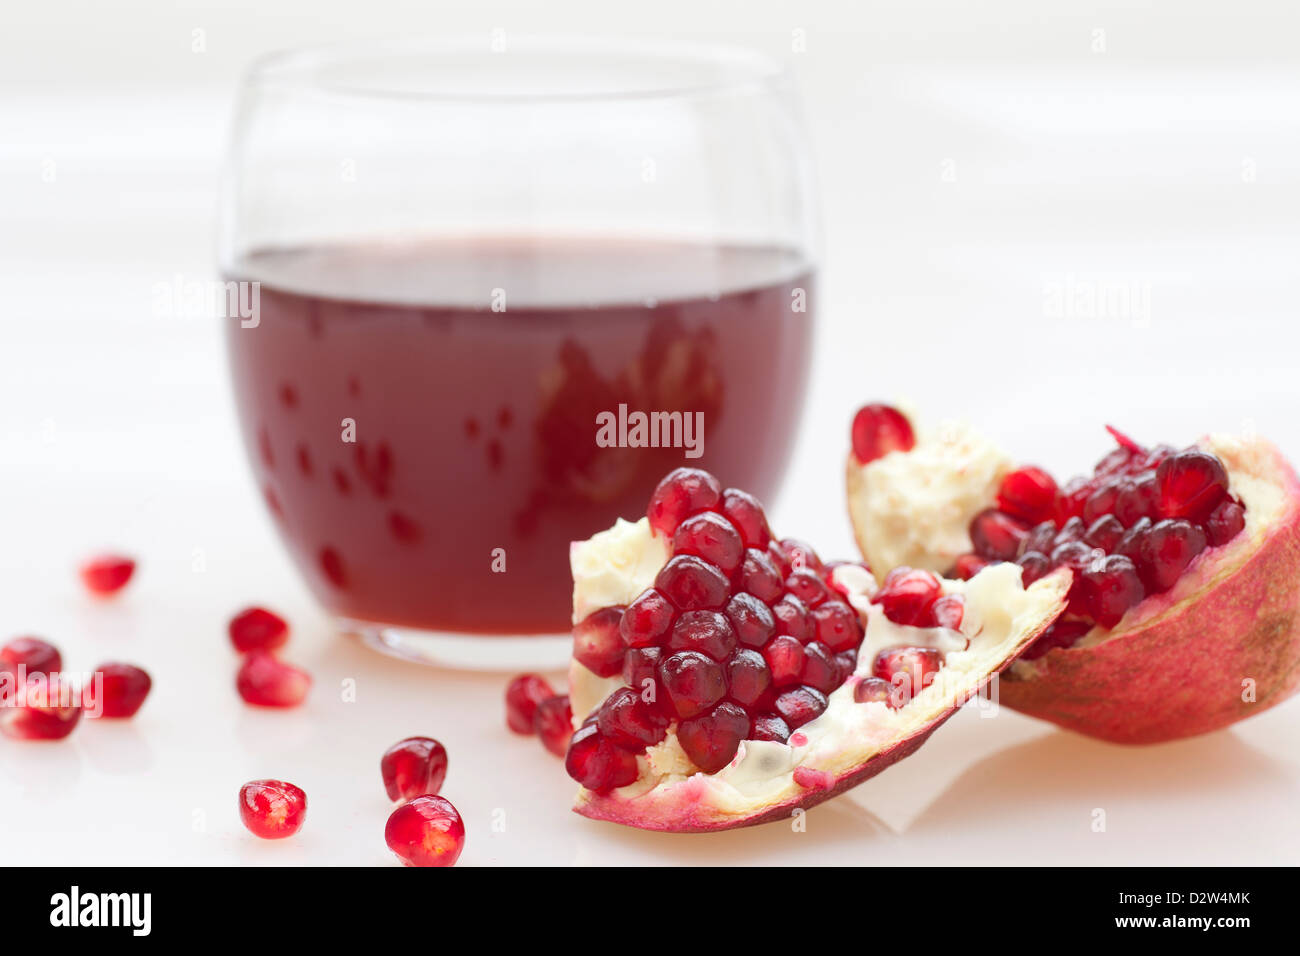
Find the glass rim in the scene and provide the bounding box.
[242,34,790,105]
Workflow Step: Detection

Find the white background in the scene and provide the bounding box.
[1,0,1298,865]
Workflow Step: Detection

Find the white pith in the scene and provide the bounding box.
[568,518,1069,820]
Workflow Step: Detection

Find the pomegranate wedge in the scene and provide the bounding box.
[561,468,1069,832]
[846,405,1300,744]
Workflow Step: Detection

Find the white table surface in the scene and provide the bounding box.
[3,53,1299,866]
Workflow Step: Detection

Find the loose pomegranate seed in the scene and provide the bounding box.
[726,649,772,707]
[677,701,749,772]
[239,780,307,840]
[622,647,661,693]
[737,548,783,602]
[969,509,1030,561]
[873,646,944,705]
[236,651,311,707]
[673,511,744,574]
[853,676,893,705]
[762,635,806,687]
[750,714,791,743]
[572,606,627,677]
[596,687,669,750]
[779,538,825,574]
[771,594,812,642]
[0,637,61,678]
[1082,479,1123,525]
[646,467,722,537]
[1156,450,1229,522]
[620,588,675,648]
[657,651,726,718]
[0,676,81,740]
[1083,515,1125,552]
[1114,474,1159,526]
[384,794,465,867]
[83,662,151,718]
[1137,519,1208,593]
[1017,550,1051,586]
[784,569,830,607]
[79,554,136,596]
[951,553,992,580]
[505,673,554,734]
[380,736,449,802]
[1206,499,1246,546]
[810,600,863,651]
[1078,555,1145,629]
[719,488,772,549]
[773,686,828,728]
[871,568,942,626]
[930,594,964,630]
[228,606,289,653]
[667,610,737,662]
[800,642,841,694]
[850,404,915,464]
[654,555,730,610]
[725,592,776,648]
[997,467,1058,523]
[565,724,640,793]
[1020,619,1092,660]
[533,695,573,756]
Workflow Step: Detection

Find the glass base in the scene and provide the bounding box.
[340,618,571,671]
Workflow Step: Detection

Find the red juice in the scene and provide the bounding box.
[225,237,814,633]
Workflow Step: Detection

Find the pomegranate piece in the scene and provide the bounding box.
[0,677,82,740]
[622,647,661,693]
[970,508,1029,561]
[719,488,772,549]
[646,467,722,537]
[505,673,554,734]
[1078,555,1145,629]
[565,724,640,793]
[657,651,727,718]
[853,676,893,705]
[870,568,942,626]
[1136,518,1208,593]
[800,642,841,694]
[930,594,964,630]
[655,555,730,611]
[667,610,737,662]
[672,512,744,574]
[1206,498,1246,546]
[572,606,627,677]
[1156,449,1229,522]
[620,588,675,648]
[596,687,669,750]
[380,736,449,802]
[750,714,791,743]
[725,592,776,648]
[236,651,311,707]
[851,403,915,464]
[0,636,62,678]
[762,635,806,687]
[726,649,772,707]
[83,662,152,718]
[784,569,830,608]
[228,606,289,653]
[677,701,749,772]
[997,467,1058,523]
[79,554,136,596]
[810,599,863,651]
[873,645,944,705]
[773,686,828,728]
[238,779,307,839]
[384,794,465,867]
[533,695,574,757]
[737,548,783,602]
[771,594,812,641]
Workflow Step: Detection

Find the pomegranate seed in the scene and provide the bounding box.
[572,606,627,677]
[667,610,737,662]
[236,651,311,708]
[239,779,307,840]
[737,548,783,602]
[719,488,772,549]
[834,648,858,676]
[1114,474,1159,526]
[800,642,841,694]
[779,538,825,574]
[784,569,830,607]
[997,467,1058,523]
[677,701,748,772]
[1083,515,1125,552]
[762,635,806,687]
[1082,480,1123,524]
[1105,424,1146,455]
[750,714,791,743]
[871,568,942,626]
[1206,499,1246,546]
[0,637,61,677]
[767,541,793,577]
[1022,520,1058,557]
[1050,540,1095,574]
[1156,450,1229,522]
[773,686,828,728]
[657,651,726,718]
[384,794,465,867]
[533,695,573,756]
[646,467,722,537]
[970,509,1030,561]
[380,737,449,801]
[673,511,744,574]
[79,554,136,596]
[1021,619,1092,660]
[873,646,944,705]
[931,594,964,629]
[83,662,151,718]
[596,687,669,750]
[725,592,776,648]
[0,676,82,740]
[228,606,289,653]
[1078,555,1145,628]
[1053,516,1087,548]
[654,555,730,611]
[771,594,812,642]
[622,647,661,693]
[1116,517,1152,562]
[565,724,640,793]
[726,649,772,707]
[810,600,863,651]
[850,404,915,464]
[1137,518,1208,593]
[951,553,992,580]
[854,677,893,705]
[1017,550,1051,586]
[505,673,554,734]
[1094,445,1136,479]
[620,589,675,648]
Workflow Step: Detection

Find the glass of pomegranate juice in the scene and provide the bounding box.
[219,37,819,668]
